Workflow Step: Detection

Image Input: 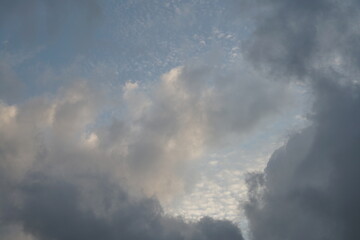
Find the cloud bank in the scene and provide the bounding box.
[241,0,360,239]
[0,42,288,240]
[0,64,259,239]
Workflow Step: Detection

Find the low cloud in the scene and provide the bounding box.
[245,81,360,240]
[0,55,290,238]
[1,172,244,240]
[240,0,360,239]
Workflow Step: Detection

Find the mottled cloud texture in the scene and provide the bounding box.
[0,2,289,239]
[0,0,101,44]
[242,0,360,239]
[0,54,287,238]
[1,0,360,239]
[0,74,250,238]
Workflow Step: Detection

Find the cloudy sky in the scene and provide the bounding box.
[1,0,360,240]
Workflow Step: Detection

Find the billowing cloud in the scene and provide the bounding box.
[239,0,360,82]
[0,54,290,238]
[1,171,244,240]
[7,0,359,239]
[0,76,247,239]
[245,81,360,240]
[115,61,290,198]
[241,0,360,239]
[0,57,290,195]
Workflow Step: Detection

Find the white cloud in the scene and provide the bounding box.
[0,59,293,213]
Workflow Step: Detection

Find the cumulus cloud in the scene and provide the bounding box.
[7,1,355,239]
[239,0,360,82]
[0,172,244,240]
[0,52,290,238]
[107,60,291,198]
[245,81,360,240]
[0,76,244,239]
[240,0,360,239]
[0,58,290,193]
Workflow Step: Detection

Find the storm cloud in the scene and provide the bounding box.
[1,173,244,240]
[245,81,360,240]
[242,0,360,239]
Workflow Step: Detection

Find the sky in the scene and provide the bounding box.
[1,0,360,240]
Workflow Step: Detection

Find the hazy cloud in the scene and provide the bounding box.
[240,0,360,82]
[0,0,101,43]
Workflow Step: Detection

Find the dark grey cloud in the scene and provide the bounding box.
[240,0,360,239]
[245,80,360,240]
[1,173,244,240]
[240,0,360,81]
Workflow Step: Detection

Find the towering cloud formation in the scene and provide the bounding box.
[0,71,254,239]
[0,76,249,240]
[0,1,255,238]
[246,81,360,240]
[0,28,288,239]
[0,38,293,239]
[242,0,360,239]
